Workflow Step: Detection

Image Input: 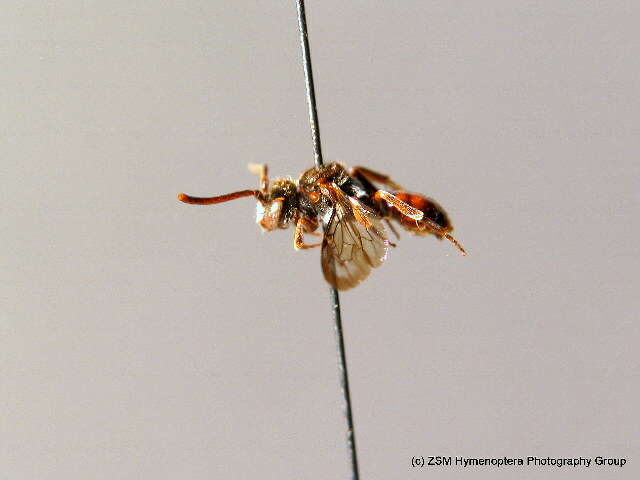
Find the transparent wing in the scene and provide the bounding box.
[320,185,390,290]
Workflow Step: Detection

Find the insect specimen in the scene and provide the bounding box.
[178,163,465,290]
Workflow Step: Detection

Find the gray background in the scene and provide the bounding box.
[3,1,638,479]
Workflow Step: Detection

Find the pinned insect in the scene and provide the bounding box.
[178,163,465,290]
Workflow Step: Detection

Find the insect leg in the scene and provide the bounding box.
[294,218,323,250]
[247,163,269,194]
[409,216,467,256]
[351,166,404,190]
[377,193,466,255]
[177,190,258,205]
[384,219,400,240]
[374,190,424,221]
[444,233,467,255]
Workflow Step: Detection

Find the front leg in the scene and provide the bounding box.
[294,218,323,250]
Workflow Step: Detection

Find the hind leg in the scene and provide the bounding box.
[374,190,424,220]
[351,166,404,191]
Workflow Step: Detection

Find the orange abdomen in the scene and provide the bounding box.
[390,192,452,237]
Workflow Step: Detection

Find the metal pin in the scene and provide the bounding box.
[295,1,360,479]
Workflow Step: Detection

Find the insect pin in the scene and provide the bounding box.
[178,163,465,290]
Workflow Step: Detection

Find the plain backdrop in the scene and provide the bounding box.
[3,1,639,479]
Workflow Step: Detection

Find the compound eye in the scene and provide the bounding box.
[308,191,320,203]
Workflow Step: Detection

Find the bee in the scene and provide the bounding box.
[178,163,465,290]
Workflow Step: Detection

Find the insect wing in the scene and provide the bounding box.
[321,187,389,290]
